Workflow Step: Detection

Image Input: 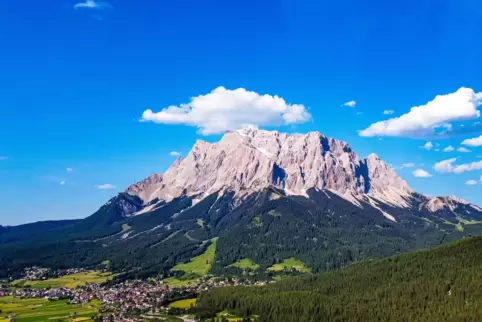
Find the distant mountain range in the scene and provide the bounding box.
[2,129,482,279]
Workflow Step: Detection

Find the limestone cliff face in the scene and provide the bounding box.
[125,129,412,207]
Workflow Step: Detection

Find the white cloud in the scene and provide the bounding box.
[480,176,482,182]
[169,151,181,157]
[466,180,478,185]
[443,145,455,152]
[74,0,111,9]
[343,100,356,108]
[383,110,394,115]
[359,87,482,137]
[434,148,440,151]
[457,147,471,153]
[0,156,7,161]
[60,180,66,185]
[433,158,482,174]
[66,167,73,172]
[420,141,434,150]
[462,134,482,147]
[141,87,311,135]
[401,162,416,168]
[433,158,457,173]
[412,169,432,178]
[96,184,116,190]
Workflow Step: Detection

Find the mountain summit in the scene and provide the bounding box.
[126,129,413,214]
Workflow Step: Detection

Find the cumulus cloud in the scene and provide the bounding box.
[466,180,478,185]
[141,87,311,135]
[96,184,116,190]
[457,147,471,153]
[60,180,66,185]
[401,162,416,168]
[443,145,455,152]
[462,134,482,147]
[420,141,434,150]
[412,169,432,178]
[383,110,394,115]
[66,167,73,172]
[433,158,457,173]
[359,87,482,137]
[433,158,482,174]
[74,0,111,9]
[169,151,181,157]
[343,100,356,108]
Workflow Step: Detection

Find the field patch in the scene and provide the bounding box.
[172,238,217,277]
[12,271,113,289]
[228,258,260,271]
[0,296,100,322]
[169,298,197,309]
[162,277,198,287]
[267,258,311,273]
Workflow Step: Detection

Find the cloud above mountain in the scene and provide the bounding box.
[74,0,111,9]
[412,169,432,178]
[433,158,482,174]
[462,134,482,147]
[96,184,116,190]
[141,87,311,135]
[359,87,482,137]
[343,100,356,108]
[443,145,455,152]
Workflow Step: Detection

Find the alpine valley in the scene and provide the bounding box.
[2,129,482,280]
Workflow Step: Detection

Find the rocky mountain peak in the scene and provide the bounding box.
[124,130,415,209]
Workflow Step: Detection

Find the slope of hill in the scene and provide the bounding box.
[196,236,482,321]
[1,130,482,280]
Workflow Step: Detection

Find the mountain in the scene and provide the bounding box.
[125,128,412,210]
[1,129,482,279]
[196,236,482,321]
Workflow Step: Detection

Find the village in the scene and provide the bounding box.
[0,267,267,321]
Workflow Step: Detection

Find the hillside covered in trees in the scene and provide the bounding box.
[197,236,482,321]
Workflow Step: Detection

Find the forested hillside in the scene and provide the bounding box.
[197,236,482,321]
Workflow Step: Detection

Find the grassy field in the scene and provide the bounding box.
[228,258,260,271]
[169,298,197,309]
[12,271,113,289]
[267,257,311,272]
[216,310,255,321]
[172,238,217,277]
[0,296,100,322]
[163,277,198,287]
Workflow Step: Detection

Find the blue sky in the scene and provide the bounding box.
[1,0,482,225]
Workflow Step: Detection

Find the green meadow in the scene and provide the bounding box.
[168,298,197,309]
[171,238,217,276]
[267,257,311,273]
[12,271,113,289]
[0,296,100,322]
[228,258,260,271]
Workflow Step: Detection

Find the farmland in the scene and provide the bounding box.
[12,271,113,289]
[168,298,197,309]
[0,296,100,322]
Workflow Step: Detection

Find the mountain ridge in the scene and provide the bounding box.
[121,129,474,221]
[1,129,482,280]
